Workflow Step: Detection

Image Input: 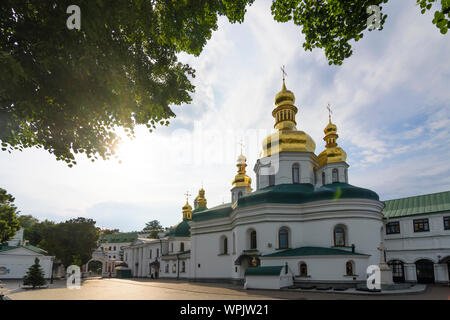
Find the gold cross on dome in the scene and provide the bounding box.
[239,139,245,154]
[327,103,333,121]
[184,191,191,202]
[281,65,287,82]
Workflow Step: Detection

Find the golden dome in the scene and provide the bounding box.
[318,117,347,167]
[182,200,192,220]
[274,80,295,107]
[194,188,207,209]
[232,153,252,190]
[261,77,316,157]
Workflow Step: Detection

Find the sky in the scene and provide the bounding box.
[1,1,449,232]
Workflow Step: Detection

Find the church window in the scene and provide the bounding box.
[156,248,159,257]
[299,262,307,276]
[346,261,354,276]
[292,163,300,184]
[149,249,152,259]
[181,261,186,273]
[233,232,236,254]
[344,168,348,182]
[171,243,174,252]
[334,226,346,247]
[386,222,400,235]
[332,169,339,183]
[223,237,228,254]
[238,191,243,199]
[172,264,176,273]
[413,219,429,232]
[322,172,326,185]
[269,174,275,186]
[113,246,116,251]
[180,242,185,252]
[444,217,450,230]
[279,228,289,249]
[250,230,257,250]
[165,264,169,273]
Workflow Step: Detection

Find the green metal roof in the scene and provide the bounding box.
[99,232,140,243]
[192,207,208,214]
[262,246,369,257]
[168,220,191,238]
[0,245,17,253]
[191,203,233,222]
[162,250,191,257]
[237,183,379,209]
[245,266,284,276]
[382,190,450,218]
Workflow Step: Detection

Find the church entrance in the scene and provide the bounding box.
[388,260,405,283]
[415,259,435,284]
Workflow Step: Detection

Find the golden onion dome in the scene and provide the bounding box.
[194,188,207,209]
[232,153,252,189]
[182,201,192,211]
[261,77,316,157]
[274,80,295,107]
[318,117,347,168]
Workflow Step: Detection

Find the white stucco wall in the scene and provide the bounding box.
[0,248,53,279]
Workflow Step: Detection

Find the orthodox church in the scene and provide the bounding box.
[122,78,450,289]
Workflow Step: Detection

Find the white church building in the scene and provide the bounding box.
[122,79,450,289]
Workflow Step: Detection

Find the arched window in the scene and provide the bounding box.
[181,261,186,273]
[238,191,243,199]
[172,264,176,273]
[334,226,346,247]
[292,163,300,184]
[279,228,289,249]
[250,230,257,249]
[180,242,184,252]
[165,264,169,273]
[156,248,159,257]
[269,174,275,186]
[299,262,308,276]
[322,172,326,185]
[149,249,152,259]
[332,168,339,183]
[346,261,354,276]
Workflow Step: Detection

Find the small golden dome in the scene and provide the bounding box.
[194,188,207,209]
[182,200,192,220]
[232,153,252,190]
[318,117,347,168]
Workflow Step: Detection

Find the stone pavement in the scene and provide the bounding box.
[2,278,449,300]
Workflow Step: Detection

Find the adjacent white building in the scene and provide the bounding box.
[0,228,54,279]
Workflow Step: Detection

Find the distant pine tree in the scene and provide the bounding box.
[23,258,46,288]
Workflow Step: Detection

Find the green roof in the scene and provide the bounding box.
[99,232,140,243]
[262,246,369,257]
[192,207,208,214]
[382,190,450,218]
[168,220,191,237]
[0,245,49,255]
[245,266,284,276]
[237,183,379,209]
[162,250,191,257]
[191,203,233,222]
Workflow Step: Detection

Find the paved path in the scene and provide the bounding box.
[2,278,449,300]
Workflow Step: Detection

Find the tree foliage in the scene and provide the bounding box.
[417,0,450,34]
[23,257,47,288]
[271,0,389,65]
[0,188,21,244]
[0,0,254,166]
[271,0,447,65]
